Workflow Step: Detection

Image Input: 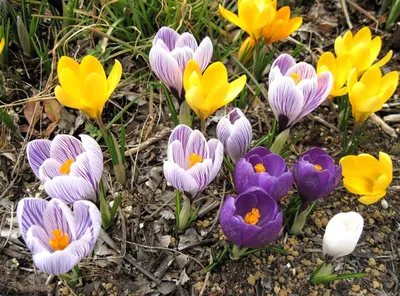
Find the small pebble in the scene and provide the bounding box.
[368,257,376,267]
[352,285,361,292]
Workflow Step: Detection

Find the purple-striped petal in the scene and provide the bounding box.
[168,140,187,169]
[313,71,333,104]
[153,27,180,51]
[268,77,303,129]
[186,159,213,194]
[171,47,194,73]
[216,117,233,145]
[169,124,193,147]
[44,176,97,203]
[73,200,101,248]
[70,152,98,190]
[175,32,198,51]
[17,198,48,240]
[26,225,53,253]
[39,158,62,182]
[43,199,76,241]
[27,140,51,179]
[149,46,183,97]
[80,135,103,184]
[194,37,213,72]
[271,54,296,76]
[226,117,252,162]
[207,139,224,180]
[285,62,317,80]
[293,78,318,123]
[186,130,208,160]
[50,135,84,164]
[163,161,199,198]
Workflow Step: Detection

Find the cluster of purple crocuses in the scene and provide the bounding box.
[18,135,102,275]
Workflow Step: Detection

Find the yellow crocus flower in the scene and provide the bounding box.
[55,55,122,120]
[317,52,352,99]
[183,60,247,120]
[340,152,392,205]
[219,0,277,40]
[0,38,4,54]
[347,66,398,123]
[238,36,256,63]
[334,27,393,76]
[263,6,302,44]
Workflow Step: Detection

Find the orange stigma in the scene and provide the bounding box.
[60,159,74,174]
[244,208,261,225]
[290,73,301,85]
[254,163,266,173]
[49,229,69,251]
[314,164,322,171]
[189,153,203,168]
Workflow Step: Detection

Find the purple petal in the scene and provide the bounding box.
[44,176,97,203]
[43,199,75,241]
[163,161,199,197]
[153,27,180,51]
[268,67,284,85]
[169,124,193,148]
[70,152,99,191]
[26,225,53,253]
[50,135,84,164]
[262,154,287,177]
[171,47,194,73]
[244,147,272,159]
[270,171,293,201]
[27,140,51,179]
[175,32,198,51]
[224,116,252,163]
[168,140,187,169]
[149,46,183,97]
[285,62,317,80]
[80,135,103,184]
[185,130,208,160]
[234,190,259,217]
[268,77,303,128]
[301,147,329,162]
[220,196,243,246]
[194,37,213,72]
[255,212,283,247]
[73,200,101,248]
[293,78,318,123]
[312,71,333,104]
[17,198,48,240]
[216,117,233,145]
[234,159,258,194]
[186,159,213,194]
[271,54,296,76]
[207,139,224,181]
[39,158,63,182]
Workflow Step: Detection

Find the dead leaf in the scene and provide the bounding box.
[42,121,58,137]
[43,100,61,123]
[24,101,42,126]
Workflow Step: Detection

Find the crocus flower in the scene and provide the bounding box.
[149,27,213,102]
[55,55,122,120]
[238,37,256,64]
[317,52,352,99]
[27,134,103,203]
[163,124,224,198]
[234,147,293,201]
[334,27,393,77]
[17,198,101,275]
[216,108,252,163]
[322,212,363,260]
[347,66,398,123]
[183,60,247,120]
[219,0,276,40]
[263,6,303,44]
[220,187,283,249]
[268,54,333,131]
[293,148,342,203]
[0,37,4,54]
[340,152,392,205]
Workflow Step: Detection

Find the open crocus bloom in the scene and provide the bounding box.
[220,187,283,249]
[340,152,392,205]
[234,147,293,201]
[219,0,277,40]
[216,108,252,163]
[323,212,363,260]
[334,27,393,77]
[293,148,342,203]
[268,54,333,131]
[163,124,224,198]
[27,135,103,203]
[55,55,122,119]
[149,27,213,102]
[347,66,398,123]
[17,198,101,275]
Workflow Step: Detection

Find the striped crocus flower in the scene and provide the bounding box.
[163,124,224,198]
[17,198,101,275]
[149,27,213,102]
[27,135,103,203]
[268,54,333,131]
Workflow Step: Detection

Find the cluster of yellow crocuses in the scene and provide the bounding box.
[317,27,398,124]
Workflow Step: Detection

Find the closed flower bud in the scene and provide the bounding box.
[238,37,256,64]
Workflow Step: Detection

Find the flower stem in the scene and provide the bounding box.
[201,118,206,135]
[290,209,308,235]
[230,245,248,260]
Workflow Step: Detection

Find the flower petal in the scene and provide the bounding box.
[186,130,208,160]
[50,135,84,164]
[106,59,122,98]
[175,32,198,51]
[207,139,224,181]
[43,199,76,240]
[285,62,316,80]
[271,54,296,77]
[17,198,48,240]
[27,139,51,179]
[81,72,108,119]
[73,200,101,247]
[57,56,80,78]
[169,124,193,149]
[219,5,248,33]
[163,161,199,197]
[79,55,106,81]
[194,37,213,72]
[154,27,180,51]
[171,47,194,73]
[26,225,53,254]
[70,152,99,191]
[39,158,63,182]
[79,135,103,183]
[44,176,97,203]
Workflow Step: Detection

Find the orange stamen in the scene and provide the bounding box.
[49,229,69,251]
[60,159,74,174]
[189,153,203,168]
[244,208,261,225]
[290,73,301,85]
[254,163,266,173]
[314,164,323,171]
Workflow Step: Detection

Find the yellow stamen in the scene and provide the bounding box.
[314,164,323,171]
[60,159,74,174]
[290,73,301,85]
[254,163,266,173]
[244,208,261,225]
[189,153,203,168]
[49,229,69,251]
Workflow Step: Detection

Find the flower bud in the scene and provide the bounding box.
[238,37,256,64]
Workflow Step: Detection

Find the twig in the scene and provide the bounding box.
[370,113,397,138]
[345,0,379,23]
[199,271,210,296]
[178,238,218,251]
[308,115,339,132]
[124,254,162,285]
[340,0,353,29]
[125,127,171,156]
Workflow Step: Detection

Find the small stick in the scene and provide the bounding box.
[370,113,397,138]
[124,254,162,285]
[345,0,379,23]
[340,0,353,29]
[308,115,339,132]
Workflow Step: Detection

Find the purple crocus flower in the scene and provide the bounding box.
[220,187,283,249]
[293,147,342,203]
[268,54,333,131]
[216,108,252,163]
[27,135,103,203]
[163,124,224,198]
[234,147,293,201]
[149,27,213,102]
[17,198,101,275]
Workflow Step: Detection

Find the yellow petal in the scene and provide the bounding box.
[343,177,373,195]
[0,38,5,54]
[205,81,230,117]
[59,67,83,102]
[340,155,357,177]
[358,191,386,205]
[185,86,207,119]
[57,56,80,78]
[183,60,202,92]
[378,71,399,102]
[349,43,371,74]
[225,75,247,104]
[238,37,256,63]
[334,55,352,90]
[368,36,382,66]
[81,72,108,119]
[54,85,84,110]
[79,55,106,81]
[239,0,260,38]
[106,59,122,97]
[335,30,353,57]
[359,66,381,97]
[378,152,393,182]
[201,62,228,98]
[219,5,248,34]
[347,68,358,89]
[353,27,371,45]
[372,50,393,69]
[253,3,276,39]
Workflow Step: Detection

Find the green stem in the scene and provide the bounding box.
[201,118,206,135]
[230,245,248,260]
